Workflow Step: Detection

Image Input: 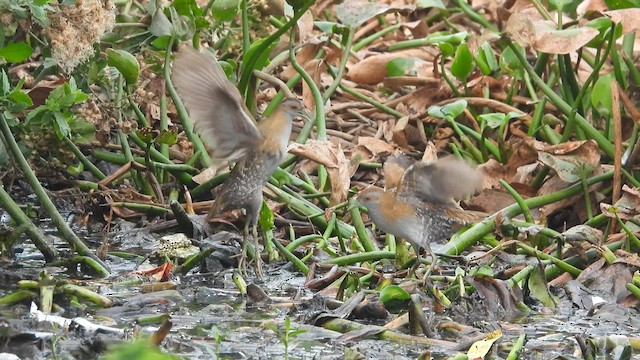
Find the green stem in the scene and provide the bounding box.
[62,136,105,179]
[288,34,326,139]
[0,184,57,260]
[0,114,109,274]
[439,171,614,255]
[238,5,314,96]
[506,38,615,158]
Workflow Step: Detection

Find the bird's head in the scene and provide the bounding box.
[280,98,309,121]
[355,187,385,211]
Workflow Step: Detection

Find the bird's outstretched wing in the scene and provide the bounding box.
[397,157,483,205]
[383,154,414,191]
[172,46,263,161]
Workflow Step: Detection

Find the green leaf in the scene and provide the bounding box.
[427,32,469,46]
[67,161,84,176]
[135,128,154,144]
[475,42,497,75]
[172,0,203,17]
[314,21,346,34]
[527,264,557,308]
[479,113,508,129]
[379,285,410,303]
[478,112,523,129]
[243,38,276,74]
[386,58,415,77]
[428,99,468,120]
[103,340,179,360]
[416,0,446,9]
[451,43,473,80]
[0,42,33,63]
[212,0,240,22]
[499,46,523,73]
[548,0,572,10]
[8,89,33,108]
[149,7,173,36]
[591,74,614,116]
[52,112,71,139]
[170,6,194,39]
[438,43,455,58]
[151,36,172,50]
[605,0,640,8]
[156,129,178,145]
[379,285,411,312]
[107,49,140,85]
[584,18,622,48]
[259,201,275,233]
[335,0,413,28]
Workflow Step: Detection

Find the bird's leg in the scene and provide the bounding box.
[251,222,263,279]
[421,242,438,285]
[408,245,422,279]
[238,220,250,276]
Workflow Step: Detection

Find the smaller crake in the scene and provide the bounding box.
[357,156,484,278]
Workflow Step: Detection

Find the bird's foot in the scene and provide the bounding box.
[251,227,264,280]
[237,239,249,277]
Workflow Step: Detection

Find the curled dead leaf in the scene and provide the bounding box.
[506,12,599,54]
[288,140,353,205]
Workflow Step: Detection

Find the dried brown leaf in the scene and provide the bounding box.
[288,140,352,204]
[347,49,432,85]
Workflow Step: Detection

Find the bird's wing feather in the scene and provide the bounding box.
[397,157,483,205]
[171,46,263,161]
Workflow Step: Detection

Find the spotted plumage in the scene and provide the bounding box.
[172,46,307,276]
[357,156,483,275]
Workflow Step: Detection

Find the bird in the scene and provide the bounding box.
[171,46,307,277]
[356,156,484,278]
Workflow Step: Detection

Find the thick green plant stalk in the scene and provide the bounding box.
[505,38,615,157]
[0,114,110,275]
[238,5,314,98]
[0,184,57,260]
[62,136,105,180]
[439,171,614,255]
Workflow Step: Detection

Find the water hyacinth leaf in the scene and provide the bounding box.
[428,99,468,120]
[335,0,414,28]
[386,58,416,77]
[149,7,173,36]
[379,285,410,311]
[605,0,640,9]
[212,0,240,22]
[0,42,33,63]
[416,0,446,9]
[479,112,523,129]
[475,42,498,75]
[451,43,473,80]
[528,263,557,308]
[107,49,140,85]
[592,74,614,116]
[437,42,454,58]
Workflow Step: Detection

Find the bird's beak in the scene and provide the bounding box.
[347,197,364,212]
[299,110,311,122]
